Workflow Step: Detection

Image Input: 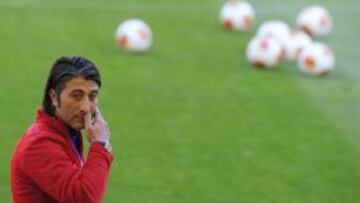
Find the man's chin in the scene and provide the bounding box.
[71,123,85,131]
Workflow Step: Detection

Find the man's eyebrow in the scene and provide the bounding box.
[90,90,99,95]
[69,89,85,94]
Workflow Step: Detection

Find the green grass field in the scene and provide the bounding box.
[1,0,360,202]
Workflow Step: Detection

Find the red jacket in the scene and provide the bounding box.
[11,110,114,203]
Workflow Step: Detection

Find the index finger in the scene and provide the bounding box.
[84,111,93,130]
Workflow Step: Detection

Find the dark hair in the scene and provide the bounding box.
[42,56,101,117]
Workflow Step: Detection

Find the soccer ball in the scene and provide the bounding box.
[257,20,291,48]
[285,30,312,61]
[115,18,153,52]
[297,5,332,37]
[297,42,335,76]
[246,36,283,68]
[220,0,255,31]
[256,20,291,60]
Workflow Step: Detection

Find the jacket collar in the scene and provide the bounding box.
[36,108,84,165]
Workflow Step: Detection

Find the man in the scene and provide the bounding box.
[11,56,114,203]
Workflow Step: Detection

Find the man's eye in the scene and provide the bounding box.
[89,94,97,101]
[72,94,82,99]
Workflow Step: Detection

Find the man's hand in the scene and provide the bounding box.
[84,107,110,143]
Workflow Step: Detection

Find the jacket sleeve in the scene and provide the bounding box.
[20,137,114,203]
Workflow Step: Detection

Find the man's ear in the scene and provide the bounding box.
[49,89,58,107]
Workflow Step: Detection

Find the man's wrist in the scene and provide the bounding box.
[93,140,112,152]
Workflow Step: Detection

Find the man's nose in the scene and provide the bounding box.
[80,98,90,113]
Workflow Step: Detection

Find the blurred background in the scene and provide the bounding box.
[1,0,359,202]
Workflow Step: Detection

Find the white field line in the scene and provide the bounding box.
[290,2,360,150]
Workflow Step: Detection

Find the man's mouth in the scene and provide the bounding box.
[75,115,85,123]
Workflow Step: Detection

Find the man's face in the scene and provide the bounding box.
[50,77,99,131]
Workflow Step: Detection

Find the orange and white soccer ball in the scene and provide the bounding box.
[220,0,255,31]
[257,20,291,48]
[297,42,335,76]
[256,20,291,62]
[246,36,283,68]
[285,30,312,61]
[115,19,153,52]
[297,5,332,37]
